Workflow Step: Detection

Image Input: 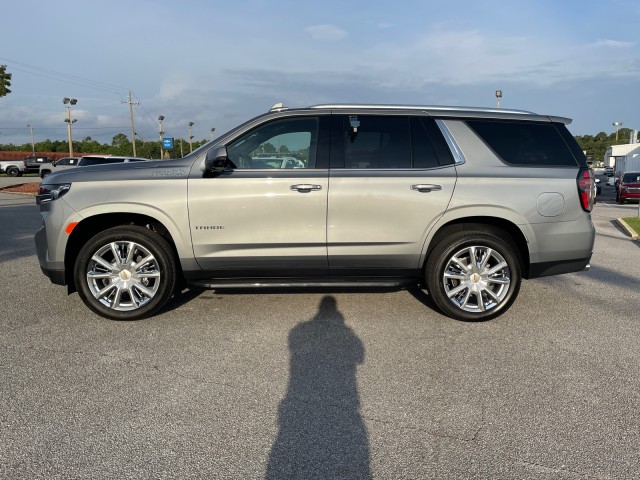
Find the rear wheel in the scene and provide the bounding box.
[74,226,177,320]
[426,231,521,321]
[6,166,19,177]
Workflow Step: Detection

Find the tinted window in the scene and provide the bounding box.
[623,173,640,183]
[227,117,319,169]
[554,123,588,168]
[467,120,578,166]
[343,116,410,169]
[410,117,440,168]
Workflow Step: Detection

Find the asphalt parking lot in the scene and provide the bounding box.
[1,178,639,479]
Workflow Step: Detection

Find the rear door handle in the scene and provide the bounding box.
[411,184,442,193]
[290,184,322,192]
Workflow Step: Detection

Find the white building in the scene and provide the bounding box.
[604,143,640,174]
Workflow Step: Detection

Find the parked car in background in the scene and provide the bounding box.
[23,156,52,174]
[41,155,148,178]
[617,171,640,204]
[251,155,306,169]
[604,167,614,176]
[35,102,595,322]
[76,155,149,166]
[0,160,27,177]
[40,157,80,178]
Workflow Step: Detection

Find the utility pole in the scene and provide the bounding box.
[27,123,35,154]
[158,115,165,159]
[188,122,194,153]
[122,90,139,156]
[63,97,78,157]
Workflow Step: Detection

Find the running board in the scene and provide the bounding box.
[188,277,415,289]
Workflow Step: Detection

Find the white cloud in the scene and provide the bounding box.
[591,39,634,48]
[305,24,348,42]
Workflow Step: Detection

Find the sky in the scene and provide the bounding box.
[1,0,640,146]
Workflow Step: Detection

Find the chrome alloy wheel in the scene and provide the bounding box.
[86,241,161,311]
[442,245,511,313]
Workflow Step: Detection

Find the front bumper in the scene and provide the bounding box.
[35,224,66,285]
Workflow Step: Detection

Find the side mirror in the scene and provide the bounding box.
[205,146,231,176]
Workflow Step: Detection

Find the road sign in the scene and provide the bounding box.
[162,137,174,149]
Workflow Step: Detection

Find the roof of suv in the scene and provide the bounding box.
[267,103,572,124]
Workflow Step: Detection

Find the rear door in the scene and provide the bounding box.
[327,114,457,274]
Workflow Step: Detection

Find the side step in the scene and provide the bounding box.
[188,277,416,289]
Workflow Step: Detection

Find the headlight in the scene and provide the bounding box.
[36,183,71,205]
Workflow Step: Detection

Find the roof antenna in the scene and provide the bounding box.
[269,102,287,112]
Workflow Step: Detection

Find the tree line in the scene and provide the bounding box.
[0,128,633,163]
[0,133,209,159]
[574,128,638,165]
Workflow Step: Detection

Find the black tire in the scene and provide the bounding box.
[425,231,521,321]
[6,166,19,177]
[40,170,51,179]
[74,226,177,320]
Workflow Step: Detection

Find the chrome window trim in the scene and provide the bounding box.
[435,119,466,166]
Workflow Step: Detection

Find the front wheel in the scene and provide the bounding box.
[74,226,178,320]
[6,167,20,177]
[425,232,521,321]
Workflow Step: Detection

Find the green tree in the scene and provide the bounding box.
[0,65,11,98]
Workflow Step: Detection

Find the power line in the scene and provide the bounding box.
[0,57,129,95]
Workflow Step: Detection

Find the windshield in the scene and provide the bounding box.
[622,173,640,183]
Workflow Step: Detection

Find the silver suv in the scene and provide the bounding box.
[35,103,595,321]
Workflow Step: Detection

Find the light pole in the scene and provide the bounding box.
[158,115,165,159]
[612,121,623,142]
[27,123,35,154]
[63,97,78,157]
[210,127,216,140]
[188,122,194,153]
[495,90,502,109]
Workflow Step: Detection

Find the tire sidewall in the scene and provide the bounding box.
[426,232,521,322]
[74,226,177,320]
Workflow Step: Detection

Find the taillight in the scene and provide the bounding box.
[577,167,593,212]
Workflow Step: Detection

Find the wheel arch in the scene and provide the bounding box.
[424,216,531,278]
[64,213,183,292]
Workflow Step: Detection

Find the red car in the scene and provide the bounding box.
[617,171,640,204]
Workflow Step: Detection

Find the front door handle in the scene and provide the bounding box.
[290,184,322,192]
[411,184,442,193]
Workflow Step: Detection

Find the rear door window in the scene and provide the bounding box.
[342,116,411,169]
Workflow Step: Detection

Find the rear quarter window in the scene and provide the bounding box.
[466,120,580,167]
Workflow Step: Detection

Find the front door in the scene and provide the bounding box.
[188,115,330,276]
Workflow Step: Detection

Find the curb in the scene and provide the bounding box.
[0,191,37,197]
[617,218,639,241]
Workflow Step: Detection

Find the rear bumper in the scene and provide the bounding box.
[620,191,640,201]
[528,256,592,279]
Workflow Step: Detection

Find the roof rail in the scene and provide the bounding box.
[309,103,536,115]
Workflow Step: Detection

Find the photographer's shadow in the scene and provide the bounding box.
[266,296,371,479]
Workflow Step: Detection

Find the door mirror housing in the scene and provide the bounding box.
[205,146,231,176]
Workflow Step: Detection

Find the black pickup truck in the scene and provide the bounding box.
[23,156,52,174]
